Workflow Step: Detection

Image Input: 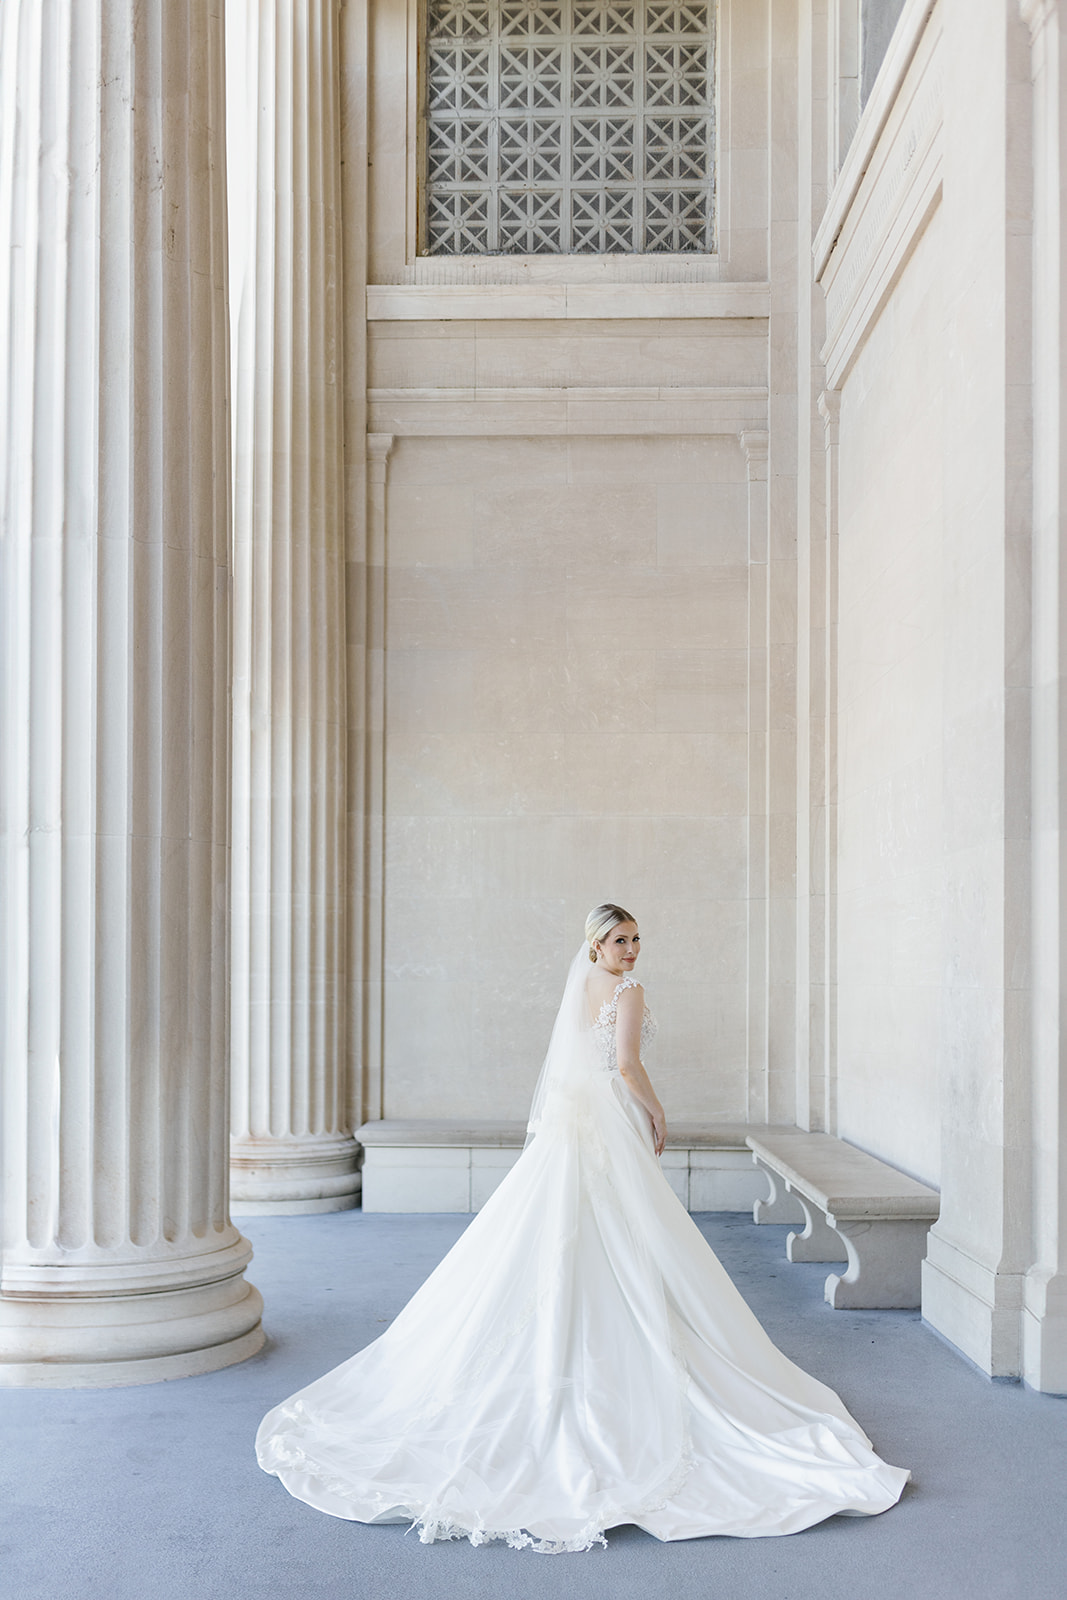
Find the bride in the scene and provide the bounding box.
[256,903,909,1551]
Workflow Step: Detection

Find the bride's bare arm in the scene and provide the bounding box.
[614,985,667,1155]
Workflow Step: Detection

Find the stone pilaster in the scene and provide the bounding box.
[921,0,1034,1380]
[795,0,836,1142]
[1021,0,1067,1394]
[767,0,801,1131]
[811,389,841,1137]
[742,429,771,1123]
[227,0,359,1212]
[359,434,394,1125]
[0,0,263,1384]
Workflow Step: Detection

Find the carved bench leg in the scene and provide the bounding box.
[823,1218,931,1308]
[786,1195,848,1263]
[751,1158,806,1225]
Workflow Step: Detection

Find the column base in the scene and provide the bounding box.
[0,1233,264,1389]
[1022,1266,1067,1394]
[230,1132,362,1215]
[921,1227,1023,1378]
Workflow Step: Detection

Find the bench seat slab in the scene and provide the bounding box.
[745,1131,939,1310]
[745,1132,939,1220]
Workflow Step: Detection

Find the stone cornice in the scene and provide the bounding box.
[366,385,768,437]
[366,281,771,322]
[813,0,939,281]
[815,1,943,388]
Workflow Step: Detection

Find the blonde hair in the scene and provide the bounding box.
[585,903,638,963]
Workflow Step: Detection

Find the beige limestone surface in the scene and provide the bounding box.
[380,430,756,1124]
[835,206,945,1188]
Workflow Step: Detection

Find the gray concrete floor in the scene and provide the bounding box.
[3,1211,1064,1600]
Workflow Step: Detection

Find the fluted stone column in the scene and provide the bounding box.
[226,0,358,1212]
[0,1,264,1384]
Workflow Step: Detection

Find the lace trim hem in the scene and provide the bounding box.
[412,1517,608,1555]
[261,1424,693,1555]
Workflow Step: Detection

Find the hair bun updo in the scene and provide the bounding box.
[585,902,637,962]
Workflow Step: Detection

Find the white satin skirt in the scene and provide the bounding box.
[256,1080,909,1551]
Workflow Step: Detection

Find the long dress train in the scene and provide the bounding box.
[256,956,909,1551]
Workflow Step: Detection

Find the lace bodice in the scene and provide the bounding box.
[590,974,657,1076]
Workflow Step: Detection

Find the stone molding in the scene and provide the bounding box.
[817,387,841,446]
[229,1135,364,1216]
[358,433,395,1125]
[740,427,770,481]
[227,0,358,1215]
[742,426,771,1121]
[367,432,397,477]
[366,281,771,322]
[923,1231,1026,1380]
[813,0,939,278]
[0,1233,255,1301]
[1019,0,1057,38]
[403,255,724,285]
[367,386,769,438]
[816,0,944,387]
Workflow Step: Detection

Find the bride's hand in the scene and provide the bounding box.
[650,1108,667,1157]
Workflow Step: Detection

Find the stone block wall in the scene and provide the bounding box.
[380,424,755,1121]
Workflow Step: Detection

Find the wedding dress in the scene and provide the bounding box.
[256,950,909,1551]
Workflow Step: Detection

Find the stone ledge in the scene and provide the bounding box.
[356,1118,795,1149]
[356,1120,797,1214]
[357,1119,526,1148]
[365,385,769,440]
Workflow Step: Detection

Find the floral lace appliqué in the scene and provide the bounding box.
[590,975,657,1077]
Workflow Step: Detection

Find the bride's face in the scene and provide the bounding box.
[596,922,640,975]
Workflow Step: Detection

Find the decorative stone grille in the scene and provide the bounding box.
[425,0,716,254]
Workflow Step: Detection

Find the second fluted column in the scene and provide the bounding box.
[227,0,359,1212]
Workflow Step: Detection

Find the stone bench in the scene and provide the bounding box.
[746,1131,940,1309]
[357,1120,794,1214]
